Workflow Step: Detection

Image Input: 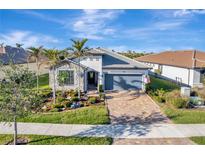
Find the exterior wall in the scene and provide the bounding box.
[80,55,103,87]
[161,65,190,85]
[141,61,204,87]
[192,69,204,87]
[49,63,85,91]
[0,63,49,79]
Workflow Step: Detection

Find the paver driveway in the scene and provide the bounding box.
[106,91,171,125]
[106,91,194,145]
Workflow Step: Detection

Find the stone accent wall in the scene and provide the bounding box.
[49,63,85,91]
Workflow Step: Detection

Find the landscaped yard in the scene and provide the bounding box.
[147,75,205,124]
[190,136,205,145]
[18,105,110,124]
[0,134,112,145]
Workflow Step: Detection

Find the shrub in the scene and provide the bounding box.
[155,96,166,103]
[65,101,72,108]
[56,97,67,103]
[166,90,188,108]
[99,93,105,100]
[50,108,59,112]
[170,97,188,109]
[53,103,64,109]
[98,84,104,93]
[71,97,80,102]
[38,88,52,98]
[69,90,78,97]
[153,89,166,103]
[88,97,97,104]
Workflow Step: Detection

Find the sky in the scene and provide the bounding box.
[0,9,205,52]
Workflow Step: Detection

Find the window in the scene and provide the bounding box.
[58,70,74,86]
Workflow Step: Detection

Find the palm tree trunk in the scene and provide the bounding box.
[52,66,56,104]
[78,58,81,99]
[36,59,39,92]
[13,115,17,145]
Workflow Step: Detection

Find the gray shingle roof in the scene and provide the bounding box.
[97,48,150,69]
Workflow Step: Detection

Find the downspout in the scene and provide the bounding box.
[192,50,196,68]
[188,69,190,86]
[191,50,197,87]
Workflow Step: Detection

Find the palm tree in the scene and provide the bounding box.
[43,49,61,104]
[27,46,44,92]
[69,38,88,98]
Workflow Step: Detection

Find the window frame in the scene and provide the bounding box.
[57,69,75,86]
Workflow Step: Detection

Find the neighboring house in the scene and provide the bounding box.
[50,48,150,92]
[0,45,48,79]
[136,50,205,87]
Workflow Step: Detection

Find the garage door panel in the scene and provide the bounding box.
[105,74,142,90]
[113,75,142,90]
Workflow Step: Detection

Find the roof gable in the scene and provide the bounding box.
[96,48,150,69]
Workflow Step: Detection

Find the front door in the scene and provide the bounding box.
[87,71,98,90]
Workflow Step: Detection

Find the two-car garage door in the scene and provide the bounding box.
[104,74,143,90]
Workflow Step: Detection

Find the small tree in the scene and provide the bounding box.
[43,49,61,104]
[0,62,38,145]
[57,70,68,96]
[27,46,44,92]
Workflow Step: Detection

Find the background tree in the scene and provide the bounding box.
[69,38,89,98]
[15,43,24,48]
[43,49,61,104]
[27,46,44,92]
[0,62,38,145]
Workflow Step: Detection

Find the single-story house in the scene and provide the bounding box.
[136,50,205,87]
[0,45,48,79]
[50,48,150,92]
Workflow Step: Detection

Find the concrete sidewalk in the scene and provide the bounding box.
[1,122,205,138]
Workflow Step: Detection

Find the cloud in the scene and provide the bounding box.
[123,19,186,40]
[17,10,124,40]
[173,9,205,17]
[107,45,128,52]
[71,9,124,40]
[18,10,66,25]
[0,30,59,48]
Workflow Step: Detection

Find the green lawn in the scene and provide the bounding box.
[18,105,110,124]
[147,76,180,91]
[38,73,49,89]
[160,103,205,124]
[0,134,112,145]
[190,137,205,145]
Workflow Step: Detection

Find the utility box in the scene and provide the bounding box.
[181,87,191,97]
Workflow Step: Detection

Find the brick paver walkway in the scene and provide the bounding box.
[113,138,195,145]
